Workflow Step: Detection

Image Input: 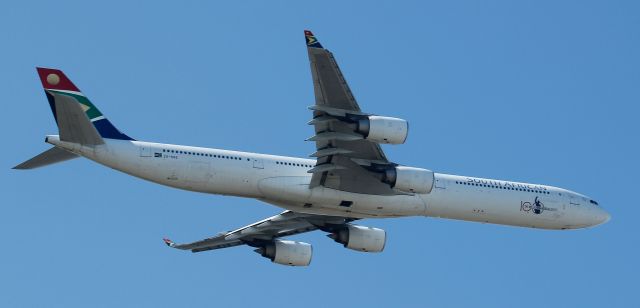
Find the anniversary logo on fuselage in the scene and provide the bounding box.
[520,197,556,215]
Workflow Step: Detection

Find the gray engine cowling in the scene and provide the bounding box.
[328,225,386,252]
[254,240,312,266]
[383,166,434,194]
[357,116,409,144]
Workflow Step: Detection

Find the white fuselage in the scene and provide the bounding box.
[47,136,609,230]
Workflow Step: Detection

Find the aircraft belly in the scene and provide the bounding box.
[258,176,427,218]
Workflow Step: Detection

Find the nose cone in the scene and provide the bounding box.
[593,207,611,226]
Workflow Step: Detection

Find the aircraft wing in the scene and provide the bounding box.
[304,30,397,195]
[164,210,355,253]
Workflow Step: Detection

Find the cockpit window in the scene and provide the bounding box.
[590,200,599,206]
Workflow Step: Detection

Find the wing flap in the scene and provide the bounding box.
[306,131,363,142]
[310,147,353,158]
[307,163,346,174]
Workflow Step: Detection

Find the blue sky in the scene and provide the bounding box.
[2,1,638,307]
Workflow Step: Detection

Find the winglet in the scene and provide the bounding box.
[163,238,176,248]
[304,30,323,49]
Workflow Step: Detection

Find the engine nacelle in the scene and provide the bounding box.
[255,240,312,266]
[329,225,386,253]
[384,166,434,194]
[357,116,408,144]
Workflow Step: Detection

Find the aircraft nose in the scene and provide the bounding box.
[593,207,611,226]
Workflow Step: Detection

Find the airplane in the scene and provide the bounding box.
[14,30,610,266]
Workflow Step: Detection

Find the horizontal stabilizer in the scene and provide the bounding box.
[13,147,78,170]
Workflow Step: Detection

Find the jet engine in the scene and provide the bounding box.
[357,116,409,144]
[383,166,434,194]
[254,240,312,266]
[328,225,386,252]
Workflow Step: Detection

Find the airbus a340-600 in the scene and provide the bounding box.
[15,30,609,266]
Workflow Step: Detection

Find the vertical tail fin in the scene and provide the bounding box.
[36,67,134,141]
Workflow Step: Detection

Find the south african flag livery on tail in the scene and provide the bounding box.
[36,67,134,141]
[304,30,323,49]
